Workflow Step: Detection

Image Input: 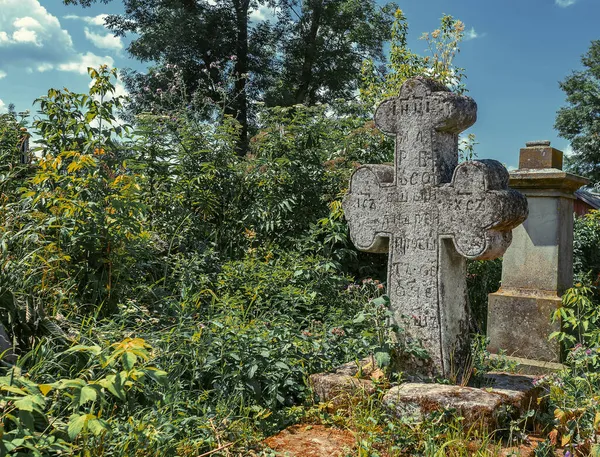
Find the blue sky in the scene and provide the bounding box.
[0,0,598,168]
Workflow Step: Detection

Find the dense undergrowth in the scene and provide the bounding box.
[1,21,600,457]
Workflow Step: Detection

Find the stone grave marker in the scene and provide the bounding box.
[487,141,588,373]
[343,77,528,378]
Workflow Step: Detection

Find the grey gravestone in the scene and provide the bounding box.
[343,77,528,378]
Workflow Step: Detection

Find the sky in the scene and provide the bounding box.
[0,0,598,169]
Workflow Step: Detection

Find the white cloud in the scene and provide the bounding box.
[13,28,40,45]
[14,16,42,29]
[0,99,6,113]
[84,27,123,51]
[58,52,115,74]
[0,0,117,77]
[464,27,485,41]
[113,81,128,98]
[0,71,6,79]
[555,0,578,7]
[564,144,574,156]
[249,5,279,22]
[63,14,108,27]
[36,63,53,72]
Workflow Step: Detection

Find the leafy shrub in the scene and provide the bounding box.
[573,209,600,283]
[1,338,166,456]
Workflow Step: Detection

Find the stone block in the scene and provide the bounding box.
[383,374,539,430]
[488,291,561,363]
[309,358,380,406]
[519,141,563,170]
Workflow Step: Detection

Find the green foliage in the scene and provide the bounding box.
[573,209,600,282]
[467,259,502,333]
[360,10,467,108]
[555,40,600,185]
[538,346,600,456]
[0,5,486,450]
[4,67,146,316]
[551,283,600,348]
[539,212,600,455]
[0,337,166,456]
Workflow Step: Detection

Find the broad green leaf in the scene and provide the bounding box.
[68,414,87,440]
[122,352,137,371]
[87,418,109,436]
[79,385,98,406]
[375,351,391,368]
[248,364,258,379]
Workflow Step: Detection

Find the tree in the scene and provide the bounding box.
[555,40,600,184]
[63,0,397,151]
[65,0,280,154]
[264,0,397,106]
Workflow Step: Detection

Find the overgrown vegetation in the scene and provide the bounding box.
[2,5,600,456]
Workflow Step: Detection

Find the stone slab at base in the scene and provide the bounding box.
[383,373,540,431]
[489,354,564,376]
[309,358,382,407]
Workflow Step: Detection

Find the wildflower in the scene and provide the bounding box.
[331,327,346,337]
[564,451,572,457]
[377,284,384,290]
[230,55,237,61]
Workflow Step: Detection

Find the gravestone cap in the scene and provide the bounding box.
[519,140,563,170]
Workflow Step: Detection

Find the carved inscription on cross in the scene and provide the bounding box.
[343,78,528,377]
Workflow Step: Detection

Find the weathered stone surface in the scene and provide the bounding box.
[481,372,540,411]
[384,374,539,430]
[488,292,562,362]
[488,142,588,370]
[309,358,379,405]
[342,77,528,378]
[519,141,563,170]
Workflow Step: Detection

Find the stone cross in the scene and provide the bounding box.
[343,77,528,378]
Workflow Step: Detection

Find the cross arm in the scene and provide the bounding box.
[342,164,396,253]
[439,160,529,260]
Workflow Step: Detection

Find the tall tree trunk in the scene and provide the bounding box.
[295,0,323,105]
[233,0,250,155]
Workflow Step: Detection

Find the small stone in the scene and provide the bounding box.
[309,358,378,407]
[525,140,551,147]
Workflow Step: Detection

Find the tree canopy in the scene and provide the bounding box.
[63,0,398,153]
[555,40,600,184]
